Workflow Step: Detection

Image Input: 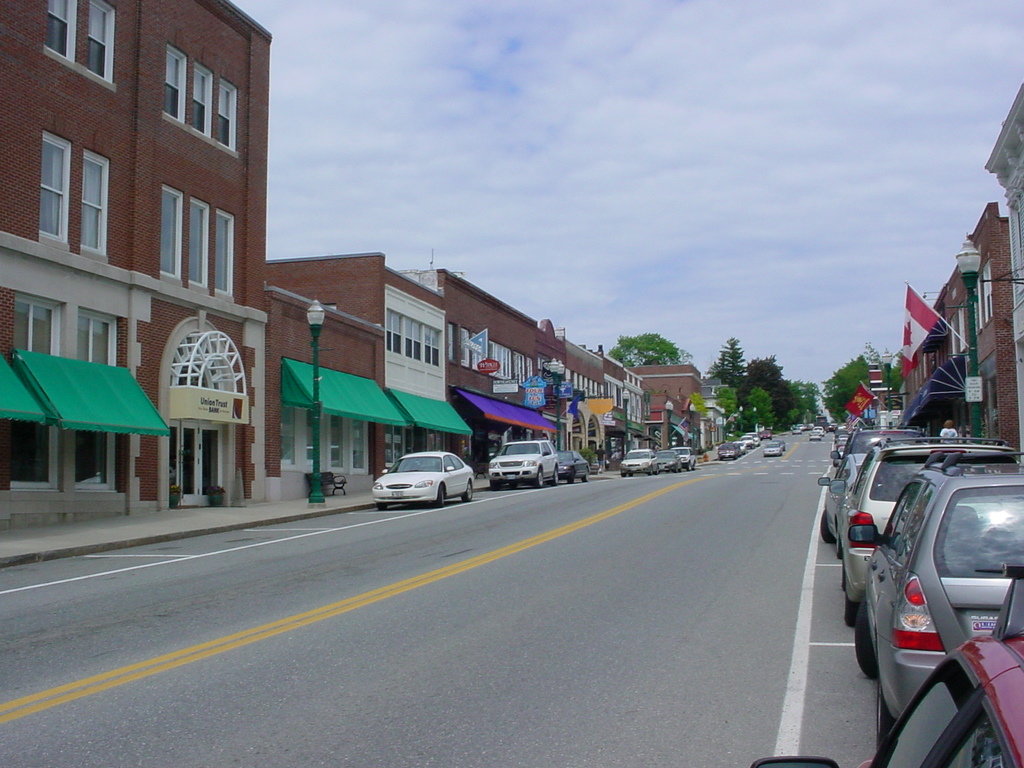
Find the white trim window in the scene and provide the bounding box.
[280,408,296,464]
[214,210,234,293]
[423,326,440,366]
[217,80,237,149]
[404,318,422,361]
[45,0,76,58]
[160,186,183,276]
[192,64,213,134]
[188,198,209,286]
[77,310,115,365]
[164,46,186,121]
[14,296,59,354]
[386,310,403,354]
[980,261,993,326]
[40,133,71,241]
[447,322,457,361]
[86,0,114,80]
[81,151,108,253]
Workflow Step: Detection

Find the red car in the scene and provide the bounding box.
[758,429,772,440]
[749,565,1024,768]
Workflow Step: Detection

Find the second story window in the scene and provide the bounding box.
[386,310,403,354]
[192,65,212,134]
[77,311,114,365]
[423,327,440,366]
[14,297,59,354]
[87,1,114,80]
[214,211,234,293]
[81,151,108,253]
[164,47,186,121]
[217,80,237,149]
[45,0,75,58]
[40,133,70,241]
[160,186,182,276]
[404,318,423,361]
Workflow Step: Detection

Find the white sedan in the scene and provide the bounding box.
[372,452,475,510]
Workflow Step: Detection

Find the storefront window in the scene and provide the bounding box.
[305,409,314,465]
[329,415,342,467]
[75,430,110,487]
[351,420,366,470]
[280,407,295,464]
[10,422,54,485]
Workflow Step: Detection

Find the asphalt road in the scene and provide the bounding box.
[0,436,874,768]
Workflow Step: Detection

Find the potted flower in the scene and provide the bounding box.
[204,485,226,507]
[169,484,181,508]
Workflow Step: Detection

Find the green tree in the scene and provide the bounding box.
[706,337,746,388]
[609,333,691,367]
[690,391,707,416]
[739,356,794,429]
[716,386,738,433]
[823,354,870,417]
[747,387,775,430]
[788,380,821,424]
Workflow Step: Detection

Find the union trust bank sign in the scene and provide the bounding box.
[169,386,250,424]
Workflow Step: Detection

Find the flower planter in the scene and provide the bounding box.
[169,493,181,508]
[207,494,224,507]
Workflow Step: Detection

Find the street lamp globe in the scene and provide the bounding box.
[306,299,326,328]
[955,238,981,276]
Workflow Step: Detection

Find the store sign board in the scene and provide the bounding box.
[965,376,983,402]
[169,386,249,424]
[492,379,519,394]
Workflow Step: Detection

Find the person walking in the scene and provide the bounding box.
[939,419,959,439]
[596,446,606,473]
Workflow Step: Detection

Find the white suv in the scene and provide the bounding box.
[488,439,558,490]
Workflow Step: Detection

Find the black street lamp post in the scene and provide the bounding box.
[544,359,566,450]
[955,239,984,438]
[307,300,326,505]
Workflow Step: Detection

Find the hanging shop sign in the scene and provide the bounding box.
[477,358,501,374]
[492,379,519,394]
[169,386,249,424]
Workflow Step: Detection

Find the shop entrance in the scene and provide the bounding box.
[171,422,219,505]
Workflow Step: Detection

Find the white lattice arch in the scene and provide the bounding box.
[170,331,247,394]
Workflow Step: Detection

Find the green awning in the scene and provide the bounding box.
[281,358,410,427]
[385,389,472,435]
[0,355,48,423]
[12,349,169,436]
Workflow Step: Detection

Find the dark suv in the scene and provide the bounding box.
[831,427,921,468]
[748,564,1024,768]
[852,454,1024,737]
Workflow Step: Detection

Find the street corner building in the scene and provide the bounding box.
[0,0,272,528]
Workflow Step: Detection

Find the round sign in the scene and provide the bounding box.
[477,358,501,374]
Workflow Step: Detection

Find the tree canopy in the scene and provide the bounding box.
[609,333,692,367]
[706,337,746,388]
[739,356,795,429]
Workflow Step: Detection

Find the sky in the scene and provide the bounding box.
[240,0,1024,386]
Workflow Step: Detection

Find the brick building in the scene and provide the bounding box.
[0,0,271,526]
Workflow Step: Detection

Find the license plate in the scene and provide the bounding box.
[391,491,405,498]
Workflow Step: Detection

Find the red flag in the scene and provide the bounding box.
[901,285,946,376]
[845,382,875,417]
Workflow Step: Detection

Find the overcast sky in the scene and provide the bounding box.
[241,0,1024,386]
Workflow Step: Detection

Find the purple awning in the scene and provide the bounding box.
[454,388,554,432]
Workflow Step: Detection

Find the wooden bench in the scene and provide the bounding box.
[306,471,347,496]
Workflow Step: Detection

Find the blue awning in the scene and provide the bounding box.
[903,356,966,424]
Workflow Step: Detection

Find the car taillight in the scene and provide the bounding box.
[847,511,877,548]
[891,575,944,652]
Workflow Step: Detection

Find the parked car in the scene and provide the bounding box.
[555,450,590,483]
[372,451,475,510]
[809,427,825,441]
[654,449,683,473]
[854,455,1024,737]
[832,438,1015,627]
[749,564,1024,766]
[832,427,922,466]
[817,452,864,550]
[717,442,740,461]
[620,449,658,476]
[741,432,761,447]
[671,446,697,471]
[488,439,558,489]
[762,439,785,457]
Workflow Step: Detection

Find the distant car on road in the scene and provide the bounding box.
[654,449,683,473]
[620,449,658,476]
[809,427,825,441]
[555,450,590,483]
[717,442,740,461]
[762,440,785,457]
[671,446,697,471]
[373,451,475,510]
[758,429,773,440]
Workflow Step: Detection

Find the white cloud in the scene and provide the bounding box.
[245,0,1024,384]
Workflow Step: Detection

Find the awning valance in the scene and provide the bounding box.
[903,356,966,424]
[0,355,48,423]
[281,359,409,427]
[453,388,554,432]
[12,349,168,435]
[385,389,471,435]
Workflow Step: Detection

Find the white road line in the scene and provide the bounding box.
[773,484,827,755]
[817,562,842,567]
[83,554,192,559]
[810,642,855,647]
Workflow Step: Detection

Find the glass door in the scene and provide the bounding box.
[171,422,220,505]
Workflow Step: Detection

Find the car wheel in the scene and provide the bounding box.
[581,471,588,482]
[461,480,473,503]
[547,469,558,486]
[819,506,837,544]
[432,483,446,507]
[375,502,389,511]
[533,470,544,488]
[843,593,859,628]
[854,601,878,679]
[489,480,501,491]
[876,683,896,746]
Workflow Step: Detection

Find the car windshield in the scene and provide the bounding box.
[626,450,652,459]
[871,453,1018,502]
[390,456,442,473]
[766,441,783,448]
[676,448,691,455]
[656,451,675,458]
[847,429,919,456]
[934,487,1024,578]
[498,443,542,456]
[556,451,576,461]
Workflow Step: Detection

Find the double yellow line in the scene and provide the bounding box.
[1,475,712,723]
